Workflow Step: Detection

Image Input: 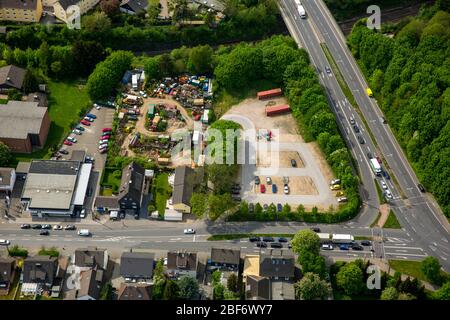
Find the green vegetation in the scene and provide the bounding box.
[7,245,28,258]
[38,247,60,258]
[420,256,448,285]
[383,210,402,229]
[389,260,428,282]
[347,6,450,217]
[153,173,171,217]
[100,283,113,300]
[100,168,122,194]
[0,142,12,167]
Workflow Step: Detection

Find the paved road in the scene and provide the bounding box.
[279,0,450,270]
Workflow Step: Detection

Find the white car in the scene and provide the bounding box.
[337,197,348,203]
[385,189,393,199]
[99,143,108,149]
[67,136,77,143]
[94,103,101,110]
[0,239,11,246]
[184,228,195,234]
[80,209,86,218]
[284,185,290,194]
[78,229,90,236]
[53,225,63,230]
[321,244,334,250]
[381,181,388,189]
[72,129,82,135]
[98,139,109,144]
[266,177,272,184]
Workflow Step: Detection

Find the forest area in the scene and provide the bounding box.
[347,1,450,216]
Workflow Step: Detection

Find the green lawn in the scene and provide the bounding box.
[154,173,171,217]
[388,260,427,282]
[101,168,122,194]
[383,210,402,229]
[12,81,90,165]
[0,98,7,104]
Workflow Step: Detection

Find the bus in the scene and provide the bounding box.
[370,158,382,176]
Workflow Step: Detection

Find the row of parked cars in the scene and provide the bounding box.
[98,127,113,154]
[321,240,371,251]
[255,176,290,194]
[249,236,291,249]
[19,224,90,236]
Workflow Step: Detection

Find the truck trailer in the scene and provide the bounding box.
[266,104,291,116]
[331,234,355,244]
[257,88,283,100]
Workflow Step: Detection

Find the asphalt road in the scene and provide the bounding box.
[279,0,450,270]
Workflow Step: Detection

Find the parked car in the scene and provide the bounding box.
[337,197,348,203]
[72,129,82,135]
[335,191,345,197]
[80,209,86,218]
[99,139,109,144]
[102,131,111,137]
[249,236,260,242]
[84,117,94,122]
[63,140,73,146]
[53,225,63,230]
[255,241,267,248]
[249,203,254,213]
[0,239,11,246]
[272,184,277,193]
[418,184,426,193]
[94,103,101,110]
[40,230,50,236]
[41,224,51,229]
[310,227,321,233]
[291,159,297,167]
[67,136,77,143]
[277,203,282,212]
[99,143,108,150]
[80,120,91,126]
[361,240,371,246]
[266,177,272,185]
[184,228,195,234]
[262,236,274,242]
[260,184,266,193]
[339,244,350,250]
[85,156,94,163]
[31,224,42,229]
[86,113,97,119]
[321,244,334,250]
[330,179,341,185]
[101,135,110,140]
[283,176,289,184]
[270,242,283,248]
[381,181,388,189]
[352,244,364,251]
[64,225,76,230]
[99,148,108,154]
[76,125,85,131]
[20,224,31,229]
[59,149,69,155]
[385,189,393,199]
[278,237,288,243]
[284,185,290,194]
[254,176,260,185]
[102,128,112,132]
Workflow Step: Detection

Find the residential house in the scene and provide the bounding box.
[243,250,295,300]
[23,255,58,289]
[210,248,240,271]
[118,162,146,213]
[76,268,103,300]
[74,247,108,271]
[0,101,51,153]
[172,166,195,213]
[120,252,154,283]
[25,92,48,108]
[118,283,152,300]
[166,251,197,279]
[0,65,26,91]
[94,196,120,213]
[53,0,99,23]
[0,257,15,295]
[0,0,43,23]
[120,0,148,15]
[0,167,15,194]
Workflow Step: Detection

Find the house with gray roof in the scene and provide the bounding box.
[259,250,295,280]
[118,162,146,213]
[210,248,240,271]
[0,65,26,91]
[23,255,58,289]
[118,283,153,300]
[167,251,197,279]
[172,166,195,213]
[120,0,148,15]
[74,247,108,271]
[120,251,154,282]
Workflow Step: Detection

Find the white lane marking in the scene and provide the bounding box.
[386,253,427,257]
[384,246,423,250]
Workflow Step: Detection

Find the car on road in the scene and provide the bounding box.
[184,228,195,234]
[266,177,272,185]
[270,242,283,248]
[262,236,274,242]
[134,213,140,220]
[352,244,364,251]
[361,240,371,246]
[349,116,355,125]
[418,184,425,193]
[40,230,50,236]
[357,135,365,144]
[385,189,393,199]
[63,140,73,146]
[263,204,268,210]
[86,113,97,119]
[272,184,277,193]
[255,241,267,248]
[283,176,289,184]
[291,159,297,167]
[64,225,76,230]
[367,152,372,159]
[376,156,382,164]
[284,185,290,194]
[67,136,77,143]
[80,120,91,126]
[53,225,63,230]
[254,176,260,185]
[380,116,387,124]
[277,203,282,212]
[78,229,90,237]
[382,170,390,180]
[0,239,11,246]
[249,236,260,242]
[20,224,31,229]
[381,181,387,189]
[76,125,85,131]
[310,227,321,233]
[325,66,332,74]
[41,224,52,229]
[339,244,349,250]
[31,224,42,229]
[260,184,266,193]
[321,244,334,250]
[353,124,360,133]
[278,237,288,243]
[59,149,69,155]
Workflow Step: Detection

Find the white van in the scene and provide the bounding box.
[110,210,119,221]
[77,229,90,237]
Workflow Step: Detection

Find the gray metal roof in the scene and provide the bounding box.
[118,283,153,300]
[0,101,47,139]
[23,255,57,285]
[120,252,154,278]
[167,251,197,271]
[0,65,26,89]
[119,162,145,203]
[74,247,108,270]
[120,0,148,13]
[172,166,195,206]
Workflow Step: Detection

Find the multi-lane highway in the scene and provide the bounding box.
[279,0,450,270]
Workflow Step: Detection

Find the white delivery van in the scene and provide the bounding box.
[78,229,90,237]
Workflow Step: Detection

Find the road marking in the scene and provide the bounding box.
[384,246,423,250]
[386,252,427,257]
[441,256,447,261]
[395,256,408,260]
[193,235,196,242]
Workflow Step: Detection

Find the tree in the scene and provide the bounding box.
[100,0,120,16]
[163,279,180,300]
[434,281,450,300]
[298,249,327,278]
[213,283,225,300]
[22,70,39,94]
[380,287,399,300]
[227,273,238,293]
[208,193,235,221]
[397,293,417,300]
[178,275,199,300]
[144,56,163,81]
[187,45,214,75]
[153,259,165,282]
[295,272,330,300]
[291,229,320,255]
[421,256,443,285]
[72,40,106,77]
[82,12,112,40]
[190,193,208,218]
[0,142,12,167]
[336,263,364,296]
[206,164,238,195]
[212,270,222,286]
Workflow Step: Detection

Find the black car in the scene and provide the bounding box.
[277,203,283,212]
[262,236,275,242]
[231,189,240,195]
[270,242,283,248]
[418,184,425,193]
[40,230,50,236]
[256,241,267,248]
[291,159,297,167]
[59,149,69,155]
[41,224,52,229]
[361,240,371,246]
[358,135,365,144]
[119,211,126,219]
[233,184,241,190]
[352,245,364,251]
[20,224,31,229]
[353,125,360,133]
[382,170,390,180]
[367,152,372,159]
[310,227,321,233]
[134,214,140,220]
[255,176,260,185]
[278,237,288,243]
[249,236,260,242]
[249,203,254,213]
[64,225,76,230]
[31,224,42,229]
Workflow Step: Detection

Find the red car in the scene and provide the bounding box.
[260,184,266,193]
[102,128,112,132]
[102,135,110,140]
[63,140,73,146]
[81,120,91,126]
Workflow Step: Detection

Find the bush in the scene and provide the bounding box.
[38,246,59,258]
[8,245,28,257]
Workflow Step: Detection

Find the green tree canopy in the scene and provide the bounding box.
[291,229,321,255]
[294,272,330,300]
[336,262,364,296]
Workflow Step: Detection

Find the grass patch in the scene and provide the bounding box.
[383,210,401,229]
[11,81,90,165]
[213,79,278,117]
[370,212,382,228]
[0,98,7,104]
[354,236,373,240]
[374,179,386,204]
[100,168,122,194]
[388,260,427,282]
[38,246,59,258]
[154,173,171,217]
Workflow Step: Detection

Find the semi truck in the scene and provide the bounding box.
[370,158,382,176]
[332,234,355,244]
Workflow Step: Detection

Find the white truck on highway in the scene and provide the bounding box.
[370,158,382,176]
[297,4,307,19]
[332,234,355,244]
[317,233,331,242]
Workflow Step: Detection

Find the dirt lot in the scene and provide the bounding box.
[257,151,304,168]
[255,176,319,195]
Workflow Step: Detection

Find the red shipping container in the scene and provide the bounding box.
[266,104,290,116]
[257,88,283,100]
